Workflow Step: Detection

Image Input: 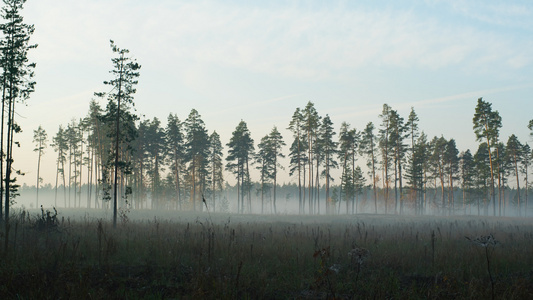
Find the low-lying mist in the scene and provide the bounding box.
[15,185,532,220]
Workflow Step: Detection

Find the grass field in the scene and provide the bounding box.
[0,208,532,299]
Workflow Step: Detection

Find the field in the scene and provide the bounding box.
[0,209,532,299]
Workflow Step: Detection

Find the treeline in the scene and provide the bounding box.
[34,98,533,217]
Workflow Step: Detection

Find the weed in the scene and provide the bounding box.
[32,206,59,231]
[313,246,337,298]
[348,246,370,284]
[466,233,499,300]
[118,200,131,225]
[0,213,531,298]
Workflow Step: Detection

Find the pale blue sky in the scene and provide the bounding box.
[15,0,533,186]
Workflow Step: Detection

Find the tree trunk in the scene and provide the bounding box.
[514,156,521,217]
[36,139,42,208]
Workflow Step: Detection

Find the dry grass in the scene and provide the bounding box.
[0,209,532,299]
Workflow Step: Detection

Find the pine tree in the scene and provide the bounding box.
[85,100,104,208]
[95,40,140,227]
[268,126,285,214]
[288,135,307,214]
[302,102,320,214]
[1,0,36,224]
[145,117,165,209]
[32,125,47,208]
[473,98,502,216]
[65,119,82,207]
[430,136,447,214]
[406,133,429,215]
[494,142,507,216]
[226,120,254,213]
[208,131,224,212]
[51,126,68,208]
[338,122,356,214]
[360,122,378,213]
[443,139,459,215]
[520,144,531,216]
[166,113,185,209]
[132,119,148,208]
[406,107,420,206]
[389,109,406,214]
[98,101,138,211]
[319,115,337,214]
[353,166,365,214]
[378,104,393,213]
[287,108,306,214]
[459,149,474,214]
[256,134,272,214]
[474,143,491,215]
[184,109,210,211]
[506,135,523,216]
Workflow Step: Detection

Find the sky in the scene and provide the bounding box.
[12,0,533,187]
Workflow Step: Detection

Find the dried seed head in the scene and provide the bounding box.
[466,234,499,247]
[348,247,370,265]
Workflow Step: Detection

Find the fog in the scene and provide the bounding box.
[14,184,532,220]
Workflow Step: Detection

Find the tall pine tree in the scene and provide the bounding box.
[95,40,140,227]
[1,0,36,224]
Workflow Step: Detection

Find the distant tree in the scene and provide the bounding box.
[268,126,285,214]
[494,142,507,216]
[473,98,502,216]
[459,149,474,214]
[360,122,378,213]
[389,109,406,214]
[32,125,47,207]
[85,100,104,208]
[378,104,393,213]
[443,139,459,215]
[287,108,305,213]
[77,117,90,208]
[208,131,224,212]
[98,101,138,211]
[429,136,447,214]
[73,119,86,207]
[145,118,165,208]
[226,120,254,213]
[406,133,428,215]
[132,119,148,208]
[166,113,185,209]
[256,134,272,214]
[506,134,523,216]
[78,118,89,207]
[184,109,210,211]
[406,107,420,207]
[288,135,307,214]
[319,115,337,214]
[302,102,320,214]
[95,40,140,227]
[338,122,357,213]
[474,143,491,215]
[51,125,68,207]
[352,165,365,214]
[65,120,81,207]
[521,144,531,216]
[1,0,37,224]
